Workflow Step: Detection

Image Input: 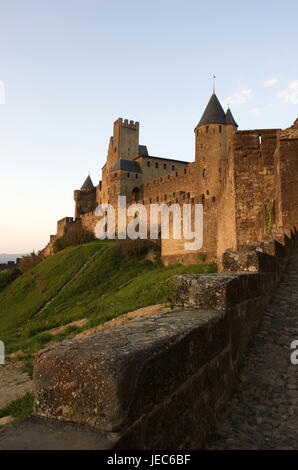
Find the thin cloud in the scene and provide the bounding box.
[222,88,252,108]
[277,81,298,104]
[0,81,5,104]
[264,78,278,88]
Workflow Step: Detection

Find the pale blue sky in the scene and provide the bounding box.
[0,0,297,253]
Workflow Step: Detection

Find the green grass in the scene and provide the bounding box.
[0,242,103,350]
[0,268,21,292]
[0,240,217,358]
[0,392,34,421]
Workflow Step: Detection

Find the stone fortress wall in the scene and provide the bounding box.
[42,92,298,267]
[31,91,298,450]
[34,229,298,449]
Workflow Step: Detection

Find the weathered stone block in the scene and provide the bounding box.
[222,250,260,272]
[34,309,226,433]
[172,272,260,310]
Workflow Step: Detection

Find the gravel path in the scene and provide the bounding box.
[0,362,33,409]
[207,250,298,450]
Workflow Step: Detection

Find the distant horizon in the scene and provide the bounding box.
[1,0,297,253]
[0,253,27,263]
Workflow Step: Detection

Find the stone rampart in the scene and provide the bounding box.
[33,229,297,449]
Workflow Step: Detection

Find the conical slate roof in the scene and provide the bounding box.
[226,108,238,127]
[81,175,95,190]
[198,93,227,126]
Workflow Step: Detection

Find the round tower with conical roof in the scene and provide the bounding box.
[194,92,238,202]
[74,174,97,219]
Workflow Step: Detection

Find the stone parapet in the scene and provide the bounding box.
[33,230,297,449]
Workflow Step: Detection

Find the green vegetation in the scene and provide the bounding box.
[0,242,102,351]
[0,240,217,366]
[0,268,21,292]
[0,392,34,421]
[115,238,159,260]
[197,252,207,262]
[53,220,95,253]
[265,203,273,234]
[18,251,45,273]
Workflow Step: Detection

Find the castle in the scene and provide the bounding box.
[43,91,298,265]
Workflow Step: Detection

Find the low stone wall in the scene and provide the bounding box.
[33,230,297,449]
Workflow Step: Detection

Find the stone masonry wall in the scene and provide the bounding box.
[33,230,297,449]
[232,129,278,246]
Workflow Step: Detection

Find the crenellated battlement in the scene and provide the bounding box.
[115,117,139,129]
[41,91,297,270]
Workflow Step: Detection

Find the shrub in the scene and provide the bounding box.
[115,239,157,260]
[0,268,21,291]
[197,252,207,262]
[18,252,45,273]
[53,220,95,253]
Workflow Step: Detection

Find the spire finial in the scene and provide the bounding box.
[213,75,216,95]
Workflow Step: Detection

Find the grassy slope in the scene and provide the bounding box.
[0,242,102,351]
[0,240,217,355]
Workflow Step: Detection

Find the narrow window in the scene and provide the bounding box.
[127,172,130,178]
[136,174,138,179]
[155,162,158,168]
[212,196,216,203]
[202,169,207,178]
[206,126,209,134]
[147,161,150,167]
[219,125,222,133]
[164,164,167,169]
[206,189,209,195]
[172,165,175,170]
[184,168,186,174]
